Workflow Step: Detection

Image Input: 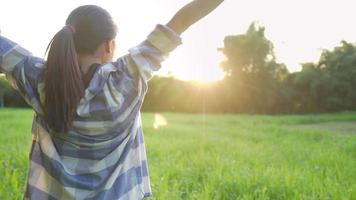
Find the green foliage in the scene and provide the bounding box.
[290,41,356,112]
[143,76,223,113]
[0,76,10,94]
[220,22,276,75]
[0,76,28,108]
[0,76,8,107]
[1,109,356,199]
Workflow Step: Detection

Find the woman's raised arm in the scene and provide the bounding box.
[119,0,224,82]
[166,0,224,35]
[0,35,45,114]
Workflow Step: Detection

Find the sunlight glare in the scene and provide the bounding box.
[1,0,356,79]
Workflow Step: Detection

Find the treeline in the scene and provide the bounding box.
[143,23,356,114]
[1,23,356,113]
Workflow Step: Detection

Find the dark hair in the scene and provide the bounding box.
[43,5,117,132]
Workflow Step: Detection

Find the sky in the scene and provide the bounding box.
[1,0,356,81]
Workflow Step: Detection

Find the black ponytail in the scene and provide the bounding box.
[44,26,84,132]
[43,5,117,132]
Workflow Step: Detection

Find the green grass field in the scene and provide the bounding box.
[0,109,355,200]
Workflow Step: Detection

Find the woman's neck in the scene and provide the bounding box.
[78,54,102,74]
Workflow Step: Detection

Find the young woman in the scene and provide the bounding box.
[0,0,224,199]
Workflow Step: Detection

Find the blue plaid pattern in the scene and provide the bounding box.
[0,24,182,200]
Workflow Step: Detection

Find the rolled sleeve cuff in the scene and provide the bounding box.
[146,24,182,54]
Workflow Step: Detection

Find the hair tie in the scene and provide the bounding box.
[64,25,76,34]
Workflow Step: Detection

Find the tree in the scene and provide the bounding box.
[288,41,356,113]
[218,22,289,113]
[219,22,275,76]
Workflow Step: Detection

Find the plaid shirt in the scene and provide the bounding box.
[0,24,182,200]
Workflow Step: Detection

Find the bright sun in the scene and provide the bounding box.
[161,52,226,83]
[169,65,225,83]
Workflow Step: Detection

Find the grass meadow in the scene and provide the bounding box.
[0,108,355,199]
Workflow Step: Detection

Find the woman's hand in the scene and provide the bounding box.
[166,0,224,35]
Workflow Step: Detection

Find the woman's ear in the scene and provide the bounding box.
[103,39,116,61]
[105,39,116,54]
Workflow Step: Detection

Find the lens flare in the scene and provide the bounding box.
[153,113,168,129]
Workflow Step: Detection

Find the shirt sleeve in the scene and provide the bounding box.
[125,24,182,82]
[0,35,45,113]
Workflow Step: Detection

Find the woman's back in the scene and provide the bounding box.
[0,1,224,199]
[1,23,181,199]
